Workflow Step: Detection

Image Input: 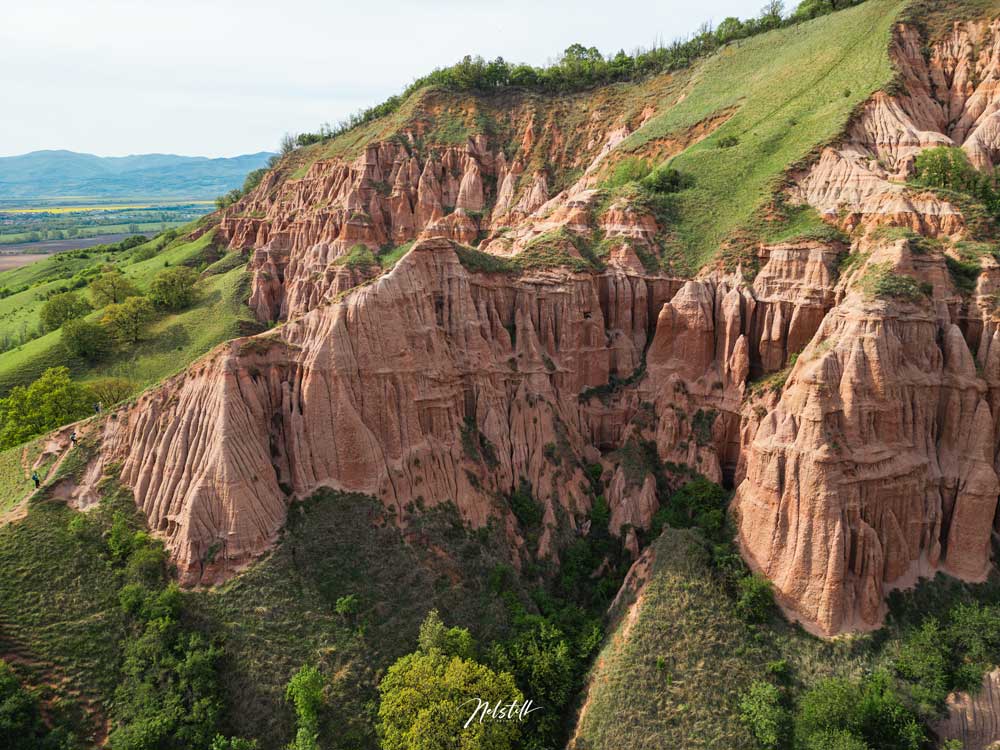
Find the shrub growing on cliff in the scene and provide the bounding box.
[914,145,1000,224]
[860,263,931,303]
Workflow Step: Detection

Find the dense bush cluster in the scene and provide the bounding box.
[895,601,1000,711]
[0,367,94,449]
[741,671,924,750]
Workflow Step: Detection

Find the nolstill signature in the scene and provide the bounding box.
[462,698,542,729]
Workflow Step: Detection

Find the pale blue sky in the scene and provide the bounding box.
[2,0,767,157]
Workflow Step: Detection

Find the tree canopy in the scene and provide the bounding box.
[89,270,141,307]
[149,267,199,311]
[378,611,523,750]
[0,367,93,449]
[40,291,91,332]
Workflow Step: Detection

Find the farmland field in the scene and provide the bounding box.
[0,254,49,271]
[0,200,213,247]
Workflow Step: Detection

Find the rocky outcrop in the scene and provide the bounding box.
[90,213,851,586]
[936,669,1000,750]
[791,21,1000,238]
[735,239,1000,634]
[100,240,676,582]
[63,17,1000,638]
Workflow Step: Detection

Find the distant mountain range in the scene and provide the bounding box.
[0,149,275,200]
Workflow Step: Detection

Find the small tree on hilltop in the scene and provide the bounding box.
[149,266,199,311]
[89,377,135,407]
[40,291,91,331]
[102,296,155,344]
[89,269,140,307]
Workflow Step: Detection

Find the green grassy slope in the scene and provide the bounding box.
[0,496,128,743]
[0,231,258,394]
[573,529,768,749]
[626,0,906,266]
[188,490,523,749]
[0,438,59,514]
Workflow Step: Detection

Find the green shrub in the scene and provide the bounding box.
[62,318,112,361]
[894,619,949,709]
[333,245,378,270]
[606,157,652,188]
[794,672,923,750]
[739,680,787,749]
[285,665,325,750]
[40,291,91,331]
[640,165,691,194]
[334,594,359,618]
[860,263,930,303]
[509,479,543,527]
[149,266,199,310]
[945,255,980,295]
[735,573,775,624]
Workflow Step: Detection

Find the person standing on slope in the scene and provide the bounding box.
[31,471,40,489]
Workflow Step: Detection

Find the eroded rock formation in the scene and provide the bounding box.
[57,18,1000,638]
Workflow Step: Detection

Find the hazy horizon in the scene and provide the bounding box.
[3,0,763,159]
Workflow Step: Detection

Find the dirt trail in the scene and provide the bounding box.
[2,422,94,526]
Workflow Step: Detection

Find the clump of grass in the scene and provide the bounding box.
[945,255,980,295]
[453,245,516,274]
[333,244,379,270]
[762,204,848,245]
[860,263,931,303]
[378,241,414,270]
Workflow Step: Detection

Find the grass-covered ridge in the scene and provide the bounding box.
[573,528,767,749]
[275,0,905,277]
[622,0,906,266]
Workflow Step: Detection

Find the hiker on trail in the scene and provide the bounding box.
[31,471,40,489]
[95,402,101,414]
[70,431,77,447]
